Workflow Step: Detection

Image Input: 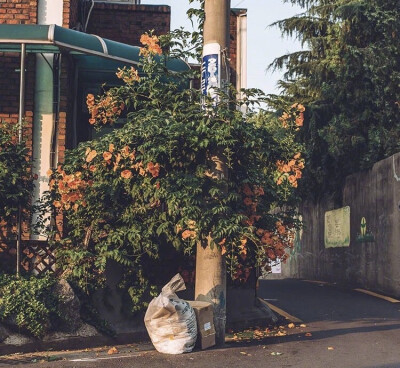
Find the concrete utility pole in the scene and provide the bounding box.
[195,0,230,346]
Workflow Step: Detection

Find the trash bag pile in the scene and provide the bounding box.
[144,274,198,354]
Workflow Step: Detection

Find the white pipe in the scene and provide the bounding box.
[31,0,63,240]
[84,0,94,32]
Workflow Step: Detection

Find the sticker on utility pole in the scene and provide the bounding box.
[201,43,221,107]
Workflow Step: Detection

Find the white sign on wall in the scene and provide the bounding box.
[324,206,351,248]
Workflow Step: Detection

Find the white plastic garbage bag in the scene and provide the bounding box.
[144,273,197,354]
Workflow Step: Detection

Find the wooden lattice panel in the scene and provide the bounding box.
[21,241,56,275]
[0,240,55,275]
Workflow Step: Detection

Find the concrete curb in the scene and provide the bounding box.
[0,329,150,356]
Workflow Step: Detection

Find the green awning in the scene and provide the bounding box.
[0,24,190,73]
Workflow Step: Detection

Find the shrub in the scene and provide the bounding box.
[44,34,305,310]
[0,274,61,338]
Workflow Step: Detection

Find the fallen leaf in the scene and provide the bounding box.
[240,351,251,356]
[271,352,283,356]
[288,323,295,329]
[300,324,307,328]
[276,331,287,336]
[305,333,312,337]
[328,347,334,350]
[107,347,119,355]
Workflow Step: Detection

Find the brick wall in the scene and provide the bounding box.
[63,0,79,28]
[230,11,237,87]
[0,0,37,24]
[0,0,37,134]
[86,3,170,45]
[0,0,37,152]
[229,9,246,90]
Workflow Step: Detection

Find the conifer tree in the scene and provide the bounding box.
[271,0,400,198]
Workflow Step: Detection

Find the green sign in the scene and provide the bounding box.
[324,206,350,248]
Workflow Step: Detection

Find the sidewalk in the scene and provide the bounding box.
[0,322,305,368]
[0,293,277,356]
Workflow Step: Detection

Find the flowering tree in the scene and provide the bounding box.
[46,34,305,309]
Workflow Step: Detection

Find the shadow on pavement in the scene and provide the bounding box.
[258,279,400,323]
[225,323,400,349]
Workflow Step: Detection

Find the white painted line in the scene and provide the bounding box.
[70,354,142,362]
[354,289,400,303]
[302,280,330,285]
[258,297,303,323]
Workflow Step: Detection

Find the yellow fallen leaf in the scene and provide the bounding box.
[107,347,119,355]
[276,331,287,336]
[328,347,334,350]
[300,324,307,328]
[288,323,295,329]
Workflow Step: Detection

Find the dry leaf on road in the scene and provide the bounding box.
[107,347,119,355]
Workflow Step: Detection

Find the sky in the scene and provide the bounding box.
[141,0,304,95]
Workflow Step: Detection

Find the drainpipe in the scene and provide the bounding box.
[31,0,63,240]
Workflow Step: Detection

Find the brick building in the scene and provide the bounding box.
[0,0,247,272]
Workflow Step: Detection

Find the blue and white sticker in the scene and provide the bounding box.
[201,43,221,107]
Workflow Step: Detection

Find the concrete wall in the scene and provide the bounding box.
[279,152,400,298]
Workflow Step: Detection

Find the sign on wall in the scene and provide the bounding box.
[324,206,350,248]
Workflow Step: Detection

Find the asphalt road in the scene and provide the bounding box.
[2,278,400,368]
